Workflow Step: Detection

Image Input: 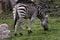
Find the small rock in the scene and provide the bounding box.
[0,24,10,39]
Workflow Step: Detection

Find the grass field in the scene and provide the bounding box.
[0,16,60,40]
[0,0,60,40]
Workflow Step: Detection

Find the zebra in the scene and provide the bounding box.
[12,0,48,36]
[13,3,38,36]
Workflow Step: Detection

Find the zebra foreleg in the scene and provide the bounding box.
[28,16,36,35]
[28,18,32,35]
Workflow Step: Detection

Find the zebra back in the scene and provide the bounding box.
[13,3,37,19]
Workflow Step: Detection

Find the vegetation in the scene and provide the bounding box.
[0,0,60,40]
[0,15,60,40]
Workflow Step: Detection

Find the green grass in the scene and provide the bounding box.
[0,17,60,40]
[54,0,60,4]
[1,0,60,40]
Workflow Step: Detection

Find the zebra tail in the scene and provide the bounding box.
[14,10,19,29]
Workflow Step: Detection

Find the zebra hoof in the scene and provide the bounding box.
[26,27,28,28]
[44,28,48,31]
[28,30,32,35]
[14,33,17,36]
[19,33,23,36]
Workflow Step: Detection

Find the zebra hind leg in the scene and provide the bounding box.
[14,15,19,36]
[18,17,23,36]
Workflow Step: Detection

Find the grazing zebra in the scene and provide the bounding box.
[12,0,48,36]
[13,3,38,36]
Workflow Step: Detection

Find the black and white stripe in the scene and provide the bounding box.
[13,3,27,18]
